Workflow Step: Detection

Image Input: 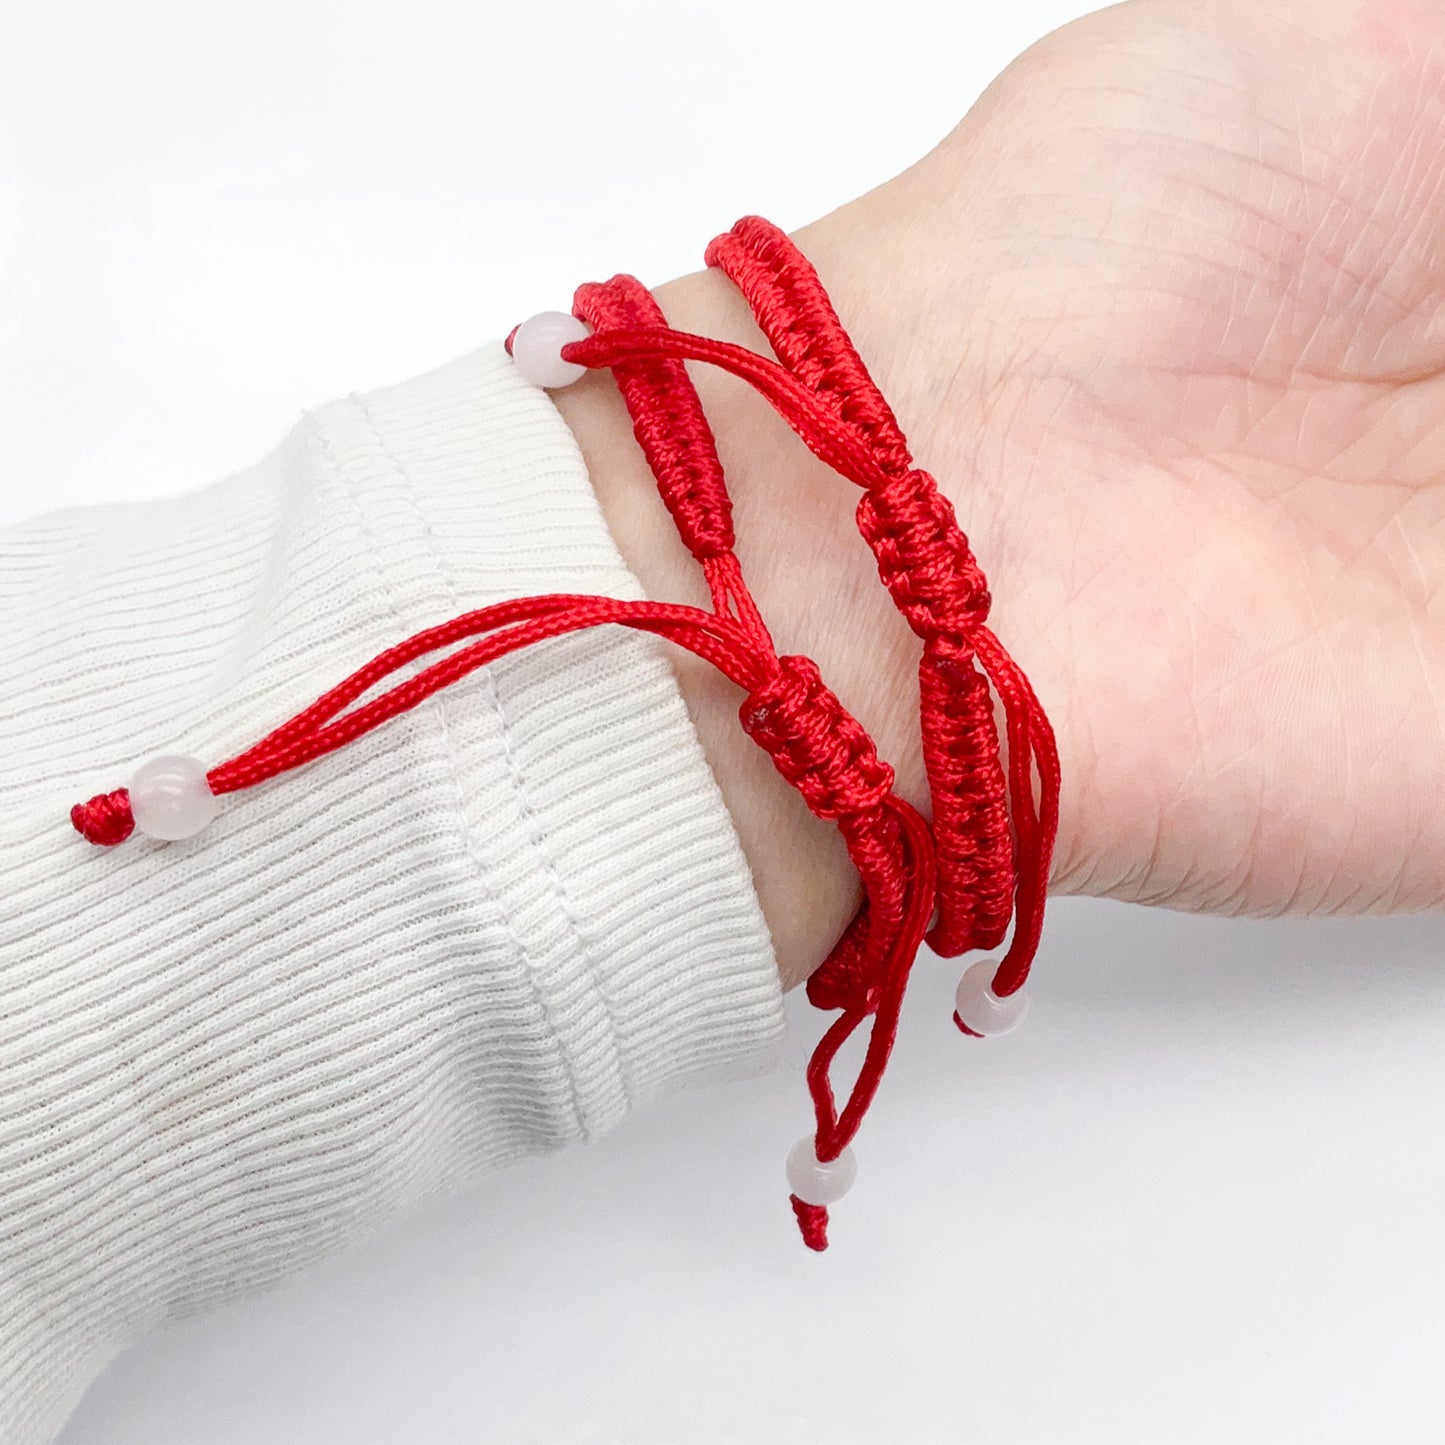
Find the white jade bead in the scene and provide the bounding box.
[786,1137,857,1206]
[129,755,219,841]
[954,958,1029,1036]
[510,310,592,388]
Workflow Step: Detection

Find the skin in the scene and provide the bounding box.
[555,0,1445,989]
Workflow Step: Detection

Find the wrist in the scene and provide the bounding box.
[552,193,1081,987]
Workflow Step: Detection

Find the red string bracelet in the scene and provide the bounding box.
[564,270,937,1246]
[704,217,1061,1010]
[70,216,1058,1251]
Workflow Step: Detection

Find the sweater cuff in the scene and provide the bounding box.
[312,342,788,1129]
[0,340,784,1445]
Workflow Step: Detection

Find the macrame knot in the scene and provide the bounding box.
[856,469,990,641]
[71,788,135,846]
[572,276,737,563]
[740,655,893,821]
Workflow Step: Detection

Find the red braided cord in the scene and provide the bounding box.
[705,218,1015,960]
[624,217,1055,976]
[573,274,739,579]
[704,218,913,471]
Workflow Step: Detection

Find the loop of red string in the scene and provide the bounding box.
[70,216,1059,1250]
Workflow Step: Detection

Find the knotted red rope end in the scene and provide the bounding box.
[72,788,135,846]
[790,1195,830,1251]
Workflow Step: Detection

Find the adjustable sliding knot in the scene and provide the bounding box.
[741,658,903,1025]
[569,279,738,566]
[856,469,990,643]
[740,655,892,822]
[611,381,735,564]
[651,440,734,562]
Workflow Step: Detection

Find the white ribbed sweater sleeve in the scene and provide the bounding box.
[0,342,785,1445]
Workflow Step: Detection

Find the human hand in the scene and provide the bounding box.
[562,0,1445,985]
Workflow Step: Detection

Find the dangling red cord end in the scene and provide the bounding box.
[790,1195,830,1251]
[72,789,134,846]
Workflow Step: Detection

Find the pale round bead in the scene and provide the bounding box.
[954,958,1029,1036]
[129,755,220,841]
[785,1137,857,1206]
[509,310,592,388]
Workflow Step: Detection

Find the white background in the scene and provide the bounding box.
[3,2,1443,1441]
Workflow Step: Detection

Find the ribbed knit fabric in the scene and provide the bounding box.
[0,343,785,1444]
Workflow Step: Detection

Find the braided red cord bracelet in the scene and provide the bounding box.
[704,218,1061,999]
[70,217,1059,1251]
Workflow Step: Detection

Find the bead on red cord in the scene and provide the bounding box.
[786,1138,857,1208]
[129,755,220,839]
[507,311,593,388]
[953,957,1030,1038]
[72,754,218,845]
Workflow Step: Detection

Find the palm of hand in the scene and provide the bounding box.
[843,0,1445,916]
